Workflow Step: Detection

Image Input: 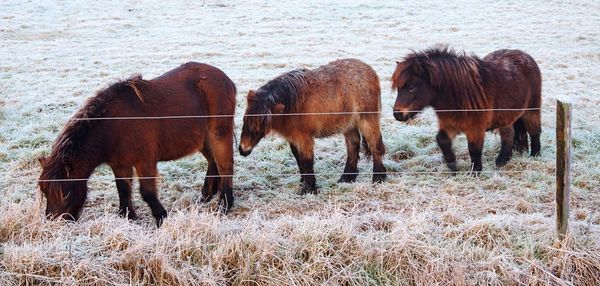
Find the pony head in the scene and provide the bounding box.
[391,47,487,122]
[239,90,284,156]
[38,156,86,221]
[391,59,437,122]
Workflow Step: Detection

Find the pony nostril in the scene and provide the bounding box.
[393,110,406,121]
[239,144,252,156]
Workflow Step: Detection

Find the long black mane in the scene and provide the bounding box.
[392,47,488,110]
[251,69,309,114]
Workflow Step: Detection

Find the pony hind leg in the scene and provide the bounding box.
[134,162,167,226]
[111,165,137,220]
[512,118,529,153]
[357,119,386,183]
[199,148,220,203]
[209,134,235,213]
[338,128,361,183]
[495,126,514,167]
[522,111,542,156]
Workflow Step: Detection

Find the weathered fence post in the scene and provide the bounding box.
[556,99,572,240]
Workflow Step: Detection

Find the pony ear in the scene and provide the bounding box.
[271,103,285,114]
[247,90,256,102]
[38,156,47,167]
[391,61,409,90]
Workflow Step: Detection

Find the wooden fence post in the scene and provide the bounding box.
[556,99,572,240]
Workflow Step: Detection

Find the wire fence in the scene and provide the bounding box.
[66,107,548,121]
[32,170,540,183]
[3,106,556,185]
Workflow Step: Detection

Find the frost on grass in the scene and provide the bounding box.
[2,0,600,285]
[0,204,599,285]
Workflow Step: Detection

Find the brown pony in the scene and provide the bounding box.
[392,47,541,172]
[38,62,236,226]
[239,59,386,194]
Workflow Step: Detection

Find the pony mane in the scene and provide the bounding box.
[42,75,146,185]
[247,69,309,130]
[392,47,488,110]
[258,69,309,111]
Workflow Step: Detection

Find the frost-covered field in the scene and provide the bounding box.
[1,0,600,285]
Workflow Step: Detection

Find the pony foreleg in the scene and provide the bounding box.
[135,163,167,227]
[496,127,514,167]
[465,130,485,173]
[111,165,137,220]
[294,139,317,195]
[436,130,458,172]
[289,143,304,183]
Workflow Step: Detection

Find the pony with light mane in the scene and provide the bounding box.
[392,47,541,172]
[38,62,236,226]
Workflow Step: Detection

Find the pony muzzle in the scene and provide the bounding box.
[239,142,253,157]
[393,109,412,122]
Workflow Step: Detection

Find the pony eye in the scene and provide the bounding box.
[408,87,416,92]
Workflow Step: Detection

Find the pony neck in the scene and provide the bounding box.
[430,90,464,111]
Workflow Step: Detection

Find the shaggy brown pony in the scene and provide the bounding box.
[239,59,386,194]
[38,62,236,226]
[392,47,541,172]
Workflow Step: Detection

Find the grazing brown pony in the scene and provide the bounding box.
[239,59,386,194]
[38,62,236,226]
[392,47,541,172]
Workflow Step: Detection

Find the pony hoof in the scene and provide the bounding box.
[469,168,482,177]
[298,185,318,195]
[119,208,138,220]
[217,202,233,214]
[217,204,230,215]
[199,194,214,203]
[338,175,357,183]
[372,174,387,183]
[495,157,509,168]
[155,215,167,228]
[217,193,234,214]
[446,162,458,172]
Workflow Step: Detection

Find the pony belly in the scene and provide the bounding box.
[314,123,354,138]
[488,111,525,130]
[158,139,204,161]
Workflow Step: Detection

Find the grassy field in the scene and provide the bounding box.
[1,1,599,285]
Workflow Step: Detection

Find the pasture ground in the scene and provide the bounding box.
[1,1,599,285]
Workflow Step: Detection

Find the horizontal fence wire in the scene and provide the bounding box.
[9,107,554,185]
[66,107,549,121]
[29,170,539,183]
